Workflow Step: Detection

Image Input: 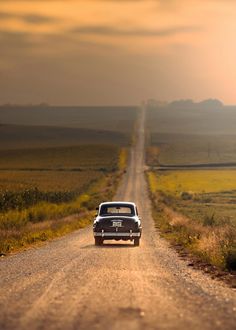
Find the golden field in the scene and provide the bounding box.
[147,170,236,271]
[148,170,236,195]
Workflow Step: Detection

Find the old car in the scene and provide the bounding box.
[93,201,142,246]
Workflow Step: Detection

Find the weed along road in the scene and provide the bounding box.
[0,108,236,330]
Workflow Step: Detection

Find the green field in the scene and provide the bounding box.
[147,170,236,270]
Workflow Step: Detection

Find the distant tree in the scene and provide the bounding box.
[169,98,224,110]
[199,99,223,109]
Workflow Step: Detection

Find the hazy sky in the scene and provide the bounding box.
[0,0,235,105]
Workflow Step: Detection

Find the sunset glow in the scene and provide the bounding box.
[0,0,236,105]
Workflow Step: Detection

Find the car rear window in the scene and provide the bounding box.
[100,204,135,216]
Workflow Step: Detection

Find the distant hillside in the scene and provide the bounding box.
[0,124,128,149]
[0,106,137,133]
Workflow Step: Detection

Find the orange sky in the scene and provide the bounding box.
[0,0,235,105]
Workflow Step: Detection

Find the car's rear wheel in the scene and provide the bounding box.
[134,238,140,246]
[95,237,103,246]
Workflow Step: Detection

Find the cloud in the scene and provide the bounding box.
[71,24,201,38]
[0,11,57,24]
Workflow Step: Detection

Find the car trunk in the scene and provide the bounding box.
[96,216,139,232]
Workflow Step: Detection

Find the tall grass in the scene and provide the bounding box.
[119,148,128,171]
[147,171,236,270]
[0,188,80,212]
[0,170,122,254]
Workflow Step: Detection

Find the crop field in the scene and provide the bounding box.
[146,104,236,166]
[0,125,129,150]
[146,105,236,270]
[0,144,124,253]
[0,145,120,170]
[0,170,100,192]
[0,143,123,211]
[0,143,121,213]
[148,170,236,196]
[147,170,236,270]
[0,106,138,150]
[148,133,236,166]
[147,105,236,135]
[148,169,236,229]
[0,105,136,253]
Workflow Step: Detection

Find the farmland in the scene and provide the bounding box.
[146,103,236,166]
[0,125,128,149]
[146,104,236,271]
[0,170,100,192]
[147,170,236,270]
[0,144,121,213]
[148,170,236,195]
[147,104,236,135]
[0,145,120,170]
[0,106,137,133]
[148,133,236,166]
[0,106,137,149]
[0,106,137,254]
[0,144,124,254]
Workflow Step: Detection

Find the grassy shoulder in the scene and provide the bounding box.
[146,170,236,272]
[0,147,128,255]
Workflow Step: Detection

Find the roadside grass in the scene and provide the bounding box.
[119,148,128,171]
[147,170,236,271]
[0,213,92,255]
[146,146,160,166]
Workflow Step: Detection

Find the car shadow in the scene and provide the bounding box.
[81,243,136,249]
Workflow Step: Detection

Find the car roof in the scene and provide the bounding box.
[99,201,136,207]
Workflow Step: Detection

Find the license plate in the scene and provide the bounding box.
[112,221,122,227]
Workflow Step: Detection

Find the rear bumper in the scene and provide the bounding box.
[94,231,141,238]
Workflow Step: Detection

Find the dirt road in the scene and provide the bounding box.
[0,108,235,330]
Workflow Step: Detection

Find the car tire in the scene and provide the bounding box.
[95,237,103,246]
[134,238,140,246]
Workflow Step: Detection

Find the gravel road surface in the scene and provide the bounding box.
[0,108,235,330]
